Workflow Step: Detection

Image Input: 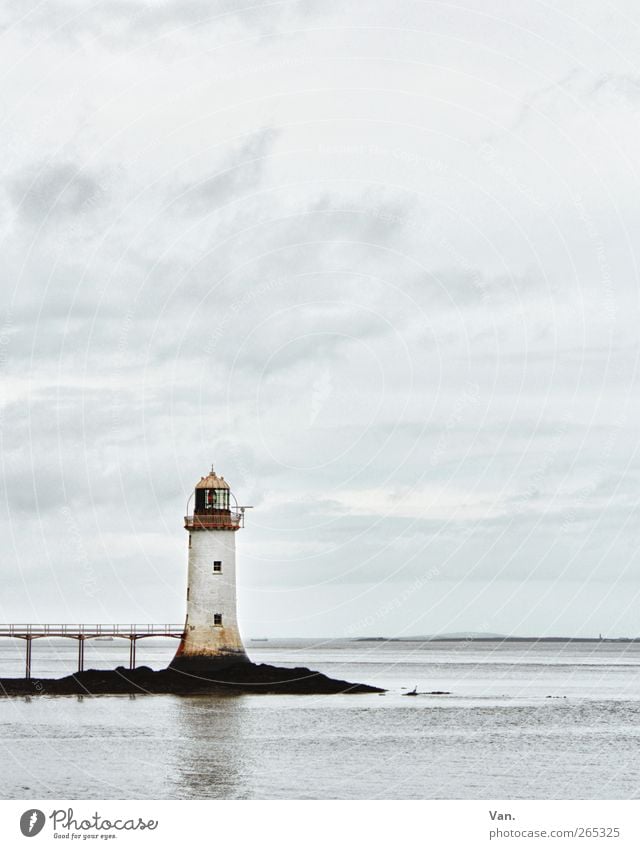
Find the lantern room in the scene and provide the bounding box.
[194,468,230,513]
[184,466,245,531]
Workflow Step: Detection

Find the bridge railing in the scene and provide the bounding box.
[0,625,185,678]
[0,624,185,636]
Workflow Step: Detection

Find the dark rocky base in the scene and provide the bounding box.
[0,663,384,696]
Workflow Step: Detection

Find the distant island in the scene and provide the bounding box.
[355,633,636,643]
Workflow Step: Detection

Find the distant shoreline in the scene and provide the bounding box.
[354,636,638,643]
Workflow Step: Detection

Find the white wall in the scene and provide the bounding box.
[179,529,247,658]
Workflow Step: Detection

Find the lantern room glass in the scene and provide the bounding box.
[195,487,230,513]
[205,488,229,510]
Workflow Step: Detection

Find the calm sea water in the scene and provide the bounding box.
[1,639,640,799]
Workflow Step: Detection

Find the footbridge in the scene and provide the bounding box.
[0,624,185,679]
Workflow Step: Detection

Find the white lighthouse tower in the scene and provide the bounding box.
[170,466,250,673]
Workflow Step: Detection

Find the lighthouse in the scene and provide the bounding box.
[170,466,250,674]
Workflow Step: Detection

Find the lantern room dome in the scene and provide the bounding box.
[195,468,230,490]
[185,465,246,531]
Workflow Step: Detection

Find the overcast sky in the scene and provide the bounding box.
[2,0,640,638]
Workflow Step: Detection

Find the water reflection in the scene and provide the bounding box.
[168,696,251,799]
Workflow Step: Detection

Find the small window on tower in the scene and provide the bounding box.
[213,560,222,573]
[213,613,222,626]
[188,534,192,548]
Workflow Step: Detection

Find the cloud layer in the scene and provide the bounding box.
[1,1,640,637]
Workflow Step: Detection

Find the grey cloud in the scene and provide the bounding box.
[0,0,321,44]
[171,129,279,218]
[6,162,105,225]
[496,67,583,139]
[588,74,640,106]
[304,190,419,243]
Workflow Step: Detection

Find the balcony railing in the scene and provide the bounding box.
[184,510,244,530]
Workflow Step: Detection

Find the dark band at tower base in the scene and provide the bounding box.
[168,650,251,675]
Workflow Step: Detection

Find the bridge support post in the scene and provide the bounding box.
[77,637,85,673]
[129,637,137,670]
[25,637,32,680]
